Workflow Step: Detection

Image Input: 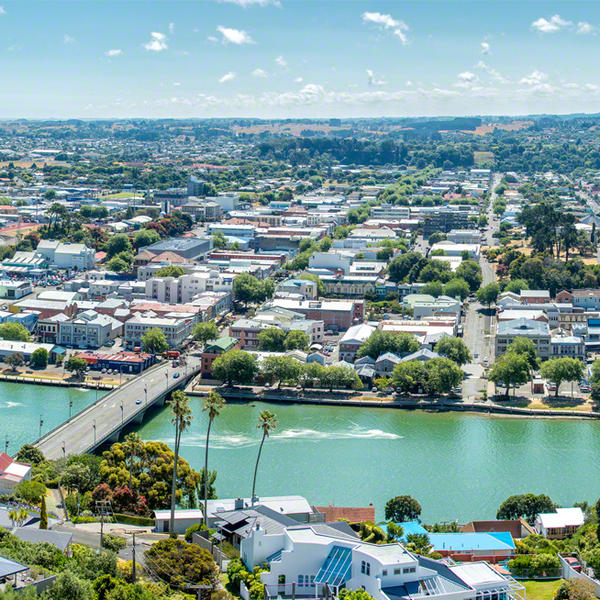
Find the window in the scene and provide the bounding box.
[394,569,401,575]
[403,567,416,574]
[382,570,388,576]
[310,576,315,588]
[298,575,304,587]
[361,561,366,574]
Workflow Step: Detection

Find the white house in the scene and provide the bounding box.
[36,241,95,271]
[252,524,524,600]
[0,452,31,495]
[535,507,584,539]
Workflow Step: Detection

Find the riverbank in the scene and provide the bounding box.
[0,372,117,390]
[188,383,600,420]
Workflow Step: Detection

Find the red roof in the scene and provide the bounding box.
[314,504,375,524]
[0,452,13,472]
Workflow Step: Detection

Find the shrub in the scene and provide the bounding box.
[113,513,154,526]
[185,523,203,543]
[102,534,126,553]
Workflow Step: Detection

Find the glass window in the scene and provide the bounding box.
[298,575,304,586]
[366,563,371,576]
[382,570,388,576]
[394,569,401,575]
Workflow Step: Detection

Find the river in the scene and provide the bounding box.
[136,399,600,522]
[0,382,104,455]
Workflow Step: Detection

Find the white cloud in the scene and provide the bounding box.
[173,82,181,86]
[475,61,508,83]
[531,14,572,33]
[458,71,476,82]
[481,41,490,54]
[168,22,175,34]
[105,49,122,57]
[362,11,409,45]
[366,69,386,86]
[216,0,280,6]
[144,32,168,52]
[63,34,75,44]
[0,6,5,15]
[275,55,287,67]
[219,71,237,83]
[520,70,548,85]
[207,36,218,42]
[217,25,254,44]
[577,21,595,34]
[252,68,268,77]
[294,77,303,83]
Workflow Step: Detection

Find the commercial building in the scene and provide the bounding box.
[36,241,96,270]
[144,237,212,261]
[123,313,193,349]
[58,310,118,349]
[339,323,375,362]
[76,351,155,374]
[495,318,551,359]
[264,299,364,332]
[0,280,32,299]
[201,336,239,376]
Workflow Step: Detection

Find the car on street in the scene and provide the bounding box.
[173,372,180,379]
[135,399,142,405]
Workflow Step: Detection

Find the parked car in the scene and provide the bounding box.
[563,557,581,572]
[173,372,180,379]
[547,382,557,392]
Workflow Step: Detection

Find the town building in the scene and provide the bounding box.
[339,323,375,362]
[123,314,193,349]
[535,507,584,539]
[495,318,551,359]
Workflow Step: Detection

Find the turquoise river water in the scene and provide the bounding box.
[3,381,600,523]
[136,398,600,522]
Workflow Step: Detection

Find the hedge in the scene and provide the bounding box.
[113,513,154,526]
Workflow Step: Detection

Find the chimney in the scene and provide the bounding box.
[234,497,243,510]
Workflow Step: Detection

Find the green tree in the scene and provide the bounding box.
[385,495,422,522]
[540,357,585,398]
[106,255,130,273]
[261,356,303,389]
[168,391,193,538]
[202,391,225,525]
[65,356,89,379]
[496,493,555,521]
[455,260,482,292]
[192,322,219,344]
[507,337,539,373]
[106,233,132,258]
[15,444,45,465]
[321,365,363,391]
[5,352,24,371]
[421,280,443,297]
[356,330,419,359]
[434,336,471,366]
[392,361,427,394]
[133,228,161,249]
[141,328,169,354]
[284,330,310,351]
[257,327,287,352]
[476,282,500,307]
[0,322,30,342]
[212,230,227,249]
[155,265,185,278]
[232,273,274,306]
[145,538,217,589]
[212,350,258,386]
[489,352,530,397]
[15,480,46,504]
[443,278,470,300]
[338,589,376,600]
[30,347,49,369]
[505,279,529,294]
[251,410,277,505]
[49,571,94,600]
[39,494,48,529]
[425,357,463,394]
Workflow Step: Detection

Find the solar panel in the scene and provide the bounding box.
[314,546,352,587]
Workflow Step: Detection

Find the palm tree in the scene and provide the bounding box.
[8,508,29,528]
[202,391,226,525]
[251,410,277,506]
[168,390,193,538]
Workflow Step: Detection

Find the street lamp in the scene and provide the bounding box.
[62,441,65,457]
[38,415,43,439]
[93,418,97,444]
[120,401,124,425]
[69,399,73,420]
[165,371,168,393]
[144,385,148,407]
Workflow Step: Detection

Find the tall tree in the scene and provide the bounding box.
[168,391,193,538]
[202,391,225,525]
[251,410,277,505]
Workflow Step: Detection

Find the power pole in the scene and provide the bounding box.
[95,499,114,547]
[131,532,136,581]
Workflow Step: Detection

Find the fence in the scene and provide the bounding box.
[191,532,228,567]
[559,554,600,598]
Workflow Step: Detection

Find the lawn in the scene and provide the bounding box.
[102,192,142,199]
[522,579,562,600]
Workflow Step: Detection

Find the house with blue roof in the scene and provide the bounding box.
[427,532,516,563]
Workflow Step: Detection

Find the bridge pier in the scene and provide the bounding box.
[108,429,121,443]
[133,410,146,425]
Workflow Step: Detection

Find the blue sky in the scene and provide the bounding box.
[3,0,600,118]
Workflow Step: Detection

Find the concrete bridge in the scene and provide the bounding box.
[35,357,201,459]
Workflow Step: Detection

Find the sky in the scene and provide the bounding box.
[3,0,600,119]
